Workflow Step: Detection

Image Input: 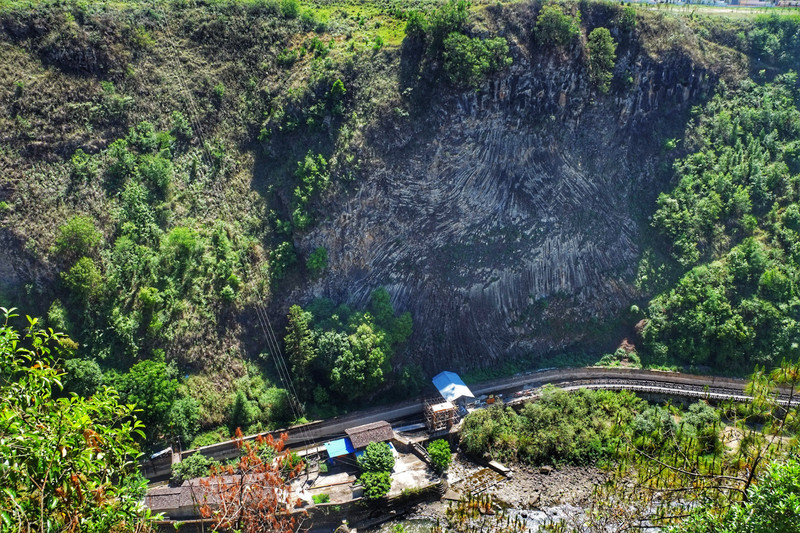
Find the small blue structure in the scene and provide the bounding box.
[432,371,475,404]
[324,437,355,458]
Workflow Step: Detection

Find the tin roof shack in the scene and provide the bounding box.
[324,437,355,459]
[345,420,394,450]
[432,371,475,405]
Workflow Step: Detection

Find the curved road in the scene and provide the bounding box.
[143,367,788,480]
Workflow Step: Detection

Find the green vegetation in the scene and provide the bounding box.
[171,453,220,486]
[427,439,452,473]
[359,470,392,501]
[52,215,103,262]
[3,0,800,465]
[306,246,329,275]
[643,75,800,371]
[586,27,616,93]
[535,2,581,48]
[443,34,512,88]
[0,0,432,450]
[312,493,331,504]
[461,386,642,465]
[466,358,800,530]
[357,441,395,472]
[286,287,413,412]
[674,458,800,533]
[0,309,155,531]
[402,0,511,89]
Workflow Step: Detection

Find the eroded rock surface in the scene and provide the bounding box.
[299,42,731,372]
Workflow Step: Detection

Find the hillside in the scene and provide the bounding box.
[2,0,800,444]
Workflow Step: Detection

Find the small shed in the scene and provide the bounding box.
[432,371,475,405]
[324,437,355,459]
[345,421,394,450]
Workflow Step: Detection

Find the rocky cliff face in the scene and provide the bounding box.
[296,24,744,372]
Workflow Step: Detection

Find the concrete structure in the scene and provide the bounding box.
[432,371,475,405]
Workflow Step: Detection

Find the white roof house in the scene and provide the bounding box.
[432,371,475,403]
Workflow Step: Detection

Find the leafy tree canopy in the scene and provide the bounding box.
[0,308,156,531]
[359,470,392,501]
[535,3,581,47]
[587,27,617,93]
[427,439,452,473]
[357,442,395,472]
[672,457,800,533]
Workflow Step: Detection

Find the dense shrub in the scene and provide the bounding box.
[171,453,219,485]
[535,3,581,47]
[306,246,328,275]
[461,387,643,465]
[358,442,395,472]
[587,27,617,93]
[52,216,102,261]
[359,471,391,500]
[61,257,104,302]
[443,34,512,88]
[427,439,452,473]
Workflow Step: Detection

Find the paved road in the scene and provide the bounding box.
[142,366,786,480]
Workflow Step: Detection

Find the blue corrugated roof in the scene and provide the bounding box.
[324,437,355,458]
[432,371,475,402]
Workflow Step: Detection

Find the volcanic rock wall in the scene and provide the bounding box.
[297,32,738,372]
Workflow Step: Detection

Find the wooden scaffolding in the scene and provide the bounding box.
[424,399,457,432]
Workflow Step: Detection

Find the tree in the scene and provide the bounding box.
[330,320,388,398]
[171,453,219,486]
[198,431,309,533]
[358,471,391,501]
[285,305,317,400]
[357,442,395,472]
[674,457,800,533]
[587,27,617,93]
[230,388,260,432]
[535,3,580,48]
[112,357,181,443]
[427,439,452,473]
[271,241,297,281]
[405,10,427,43]
[52,215,102,262]
[168,396,201,446]
[63,357,103,397]
[442,33,511,88]
[0,308,157,531]
[61,256,104,302]
[426,0,468,52]
[328,79,346,114]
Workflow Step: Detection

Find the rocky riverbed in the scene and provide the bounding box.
[374,453,608,531]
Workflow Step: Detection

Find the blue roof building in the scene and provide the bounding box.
[432,371,475,403]
[323,437,355,458]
